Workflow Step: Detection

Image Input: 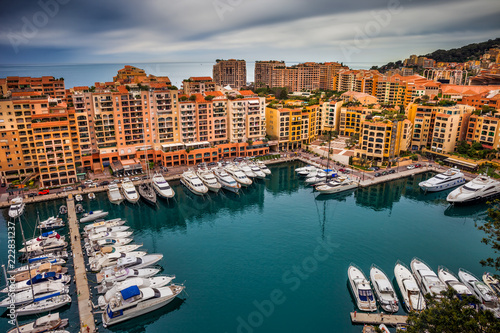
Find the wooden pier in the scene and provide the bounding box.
[350,312,408,326]
[67,197,96,333]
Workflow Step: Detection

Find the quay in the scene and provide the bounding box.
[67,197,96,333]
[350,312,408,326]
[0,155,476,209]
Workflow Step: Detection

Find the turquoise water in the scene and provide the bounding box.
[0,162,495,333]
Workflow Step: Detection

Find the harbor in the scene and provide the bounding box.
[350,312,408,326]
[0,161,497,332]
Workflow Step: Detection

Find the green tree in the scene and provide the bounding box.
[403,288,500,333]
[478,202,500,273]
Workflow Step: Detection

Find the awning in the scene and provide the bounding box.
[444,157,478,169]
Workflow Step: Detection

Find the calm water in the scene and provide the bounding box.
[0,162,495,333]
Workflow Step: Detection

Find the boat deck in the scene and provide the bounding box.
[67,197,96,333]
[350,312,408,326]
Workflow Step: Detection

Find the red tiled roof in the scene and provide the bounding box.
[238,90,255,96]
[190,76,213,81]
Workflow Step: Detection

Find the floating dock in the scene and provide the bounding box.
[67,197,96,333]
[350,312,408,326]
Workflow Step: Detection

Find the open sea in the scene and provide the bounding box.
[0,161,495,333]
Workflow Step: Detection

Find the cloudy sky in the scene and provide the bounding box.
[0,0,499,67]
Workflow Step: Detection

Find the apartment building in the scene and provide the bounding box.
[226,91,266,143]
[459,90,500,110]
[182,77,217,95]
[407,104,474,152]
[319,101,342,134]
[113,65,172,86]
[301,105,319,144]
[338,106,375,137]
[4,76,66,100]
[254,61,285,88]
[336,70,380,94]
[266,107,303,150]
[213,59,247,89]
[356,119,412,163]
[466,114,500,149]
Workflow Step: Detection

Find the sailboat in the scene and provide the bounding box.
[138,148,157,205]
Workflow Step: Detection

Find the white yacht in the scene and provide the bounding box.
[105,254,164,272]
[419,168,465,192]
[483,273,500,298]
[248,162,266,179]
[256,161,271,175]
[459,268,500,317]
[13,263,68,283]
[238,162,257,178]
[447,174,500,204]
[394,261,426,312]
[6,312,68,333]
[296,165,316,177]
[107,184,124,204]
[438,266,473,297]
[9,196,25,219]
[370,264,399,313]
[75,194,83,202]
[97,275,175,307]
[181,170,208,196]
[1,272,70,294]
[348,264,377,312]
[121,178,140,204]
[19,238,67,254]
[79,210,109,223]
[89,244,143,258]
[83,219,126,233]
[8,258,66,275]
[213,167,241,193]
[89,251,148,272]
[316,177,358,194]
[88,192,96,200]
[96,267,160,285]
[152,173,175,199]
[305,169,336,184]
[197,168,222,193]
[0,281,68,307]
[87,231,133,243]
[224,164,252,187]
[24,231,65,246]
[37,216,65,231]
[410,258,447,298]
[102,284,185,327]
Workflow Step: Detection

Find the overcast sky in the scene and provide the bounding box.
[0,0,499,66]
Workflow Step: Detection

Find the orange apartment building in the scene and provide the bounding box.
[4,76,66,100]
[213,59,247,90]
[182,77,217,95]
[254,61,285,88]
[460,90,500,110]
[466,113,500,149]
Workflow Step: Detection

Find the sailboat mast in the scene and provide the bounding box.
[18,216,36,302]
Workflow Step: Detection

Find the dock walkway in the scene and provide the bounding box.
[67,197,96,333]
[350,312,408,326]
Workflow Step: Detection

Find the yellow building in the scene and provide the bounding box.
[266,107,303,150]
[338,106,375,137]
[466,114,500,149]
[356,119,412,163]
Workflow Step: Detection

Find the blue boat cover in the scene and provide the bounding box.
[34,291,60,302]
[120,285,140,300]
[41,231,55,237]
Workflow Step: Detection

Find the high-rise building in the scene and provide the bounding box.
[213,59,247,90]
[182,77,217,95]
[254,61,285,88]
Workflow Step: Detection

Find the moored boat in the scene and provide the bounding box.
[394,261,426,312]
[369,264,399,313]
[6,312,68,333]
[138,182,157,205]
[151,173,175,199]
[447,174,500,204]
[418,168,465,192]
[107,184,124,204]
[224,164,252,187]
[348,264,377,312]
[459,268,500,317]
[79,210,109,223]
[410,257,447,298]
[483,272,500,298]
[438,266,473,297]
[197,168,222,193]
[9,196,25,219]
[15,294,72,317]
[121,178,140,204]
[75,194,83,202]
[88,192,96,200]
[96,267,160,284]
[213,167,241,193]
[181,170,208,195]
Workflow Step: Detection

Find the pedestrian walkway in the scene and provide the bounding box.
[67,197,96,333]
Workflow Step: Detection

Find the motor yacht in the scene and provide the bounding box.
[1,272,70,294]
[411,258,447,298]
[304,169,336,184]
[75,194,83,202]
[102,284,184,327]
[437,266,473,297]
[394,261,426,312]
[14,294,72,317]
[24,231,65,246]
[296,165,317,177]
[121,178,140,204]
[89,251,148,272]
[88,192,96,200]
[107,184,124,205]
[151,173,175,199]
[483,272,500,298]
[369,264,399,312]
[447,174,500,204]
[224,164,252,187]
[83,219,126,233]
[181,170,208,196]
[79,210,109,223]
[9,196,25,219]
[86,230,133,242]
[248,162,266,179]
[213,167,241,193]
[96,267,160,285]
[256,161,271,175]
[238,162,257,178]
[19,238,67,254]
[97,275,175,307]
[419,168,465,192]
[348,264,377,312]
[316,177,358,195]
[6,312,68,333]
[88,244,143,258]
[37,216,65,231]
[76,203,84,213]
[59,205,67,215]
[8,257,66,275]
[104,254,163,272]
[459,268,500,317]
[13,263,68,282]
[197,168,222,193]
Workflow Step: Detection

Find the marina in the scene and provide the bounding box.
[0,161,497,332]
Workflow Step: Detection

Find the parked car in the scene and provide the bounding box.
[88,183,97,188]
[1,183,5,187]
[415,163,422,168]
[388,169,395,174]
[374,173,381,177]
[28,193,38,197]
[112,179,121,183]
[100,181,109,186]
[142,175,149,180]
[84,180,93,184]
[339,168,345,173]
[38,189,50,195]
[131,177,140,181]
[406,165,415,170]
[64,186,74,191]
[381,171,388,176]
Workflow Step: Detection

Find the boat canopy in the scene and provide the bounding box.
[35,313,60,326]
[120,285,140,300]
[101,247,114,254]
[358,289,373,301]
[377,279,392,292]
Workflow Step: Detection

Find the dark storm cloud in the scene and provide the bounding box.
[0,0,498,64]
